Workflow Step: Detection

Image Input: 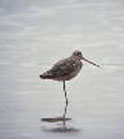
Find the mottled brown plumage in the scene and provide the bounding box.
[40,51,83,81]
[40,50,99,81]
[40,56,81,81]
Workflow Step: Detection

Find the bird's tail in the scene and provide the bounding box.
[39,71,53,79]
[39,74,46,79]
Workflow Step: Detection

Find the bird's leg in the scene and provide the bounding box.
[63,81,68,106]
[63,81,69,127]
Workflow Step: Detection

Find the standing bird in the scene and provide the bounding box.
[40,50,100,105]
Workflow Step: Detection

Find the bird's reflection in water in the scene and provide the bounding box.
[41,94,80,133]
[41,102,79,133]
[41,125,80,133]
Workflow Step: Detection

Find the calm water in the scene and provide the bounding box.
[0,0,124,139]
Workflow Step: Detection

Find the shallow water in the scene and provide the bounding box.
[0,0,124,139]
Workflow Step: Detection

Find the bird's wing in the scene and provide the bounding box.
[49,58,77,78]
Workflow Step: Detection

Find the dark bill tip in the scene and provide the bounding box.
[83,57,100,67]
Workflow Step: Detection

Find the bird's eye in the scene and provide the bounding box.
[77,52,81,56]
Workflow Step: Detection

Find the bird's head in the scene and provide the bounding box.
[72,50,83,60]
[72,50,100,67]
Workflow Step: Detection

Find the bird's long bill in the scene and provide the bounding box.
[83,57,100,67]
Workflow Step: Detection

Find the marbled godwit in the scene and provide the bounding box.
[40,50,99,104]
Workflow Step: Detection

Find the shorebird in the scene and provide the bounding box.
[40,50,100,105]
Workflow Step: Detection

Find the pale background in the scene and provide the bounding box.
[0,0,124,139]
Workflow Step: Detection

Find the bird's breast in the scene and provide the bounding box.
[62,60,82,81]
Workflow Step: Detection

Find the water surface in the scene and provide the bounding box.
[0,0,124,139]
